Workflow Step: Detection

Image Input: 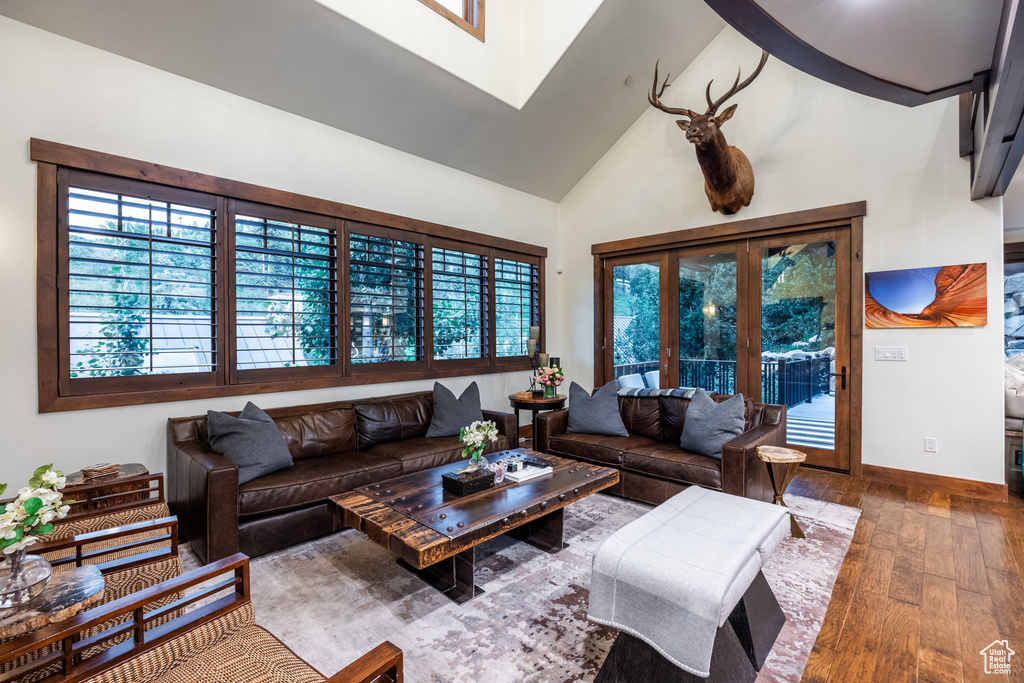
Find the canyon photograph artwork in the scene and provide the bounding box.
[865,263,987,328]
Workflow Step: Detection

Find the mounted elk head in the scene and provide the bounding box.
[648,50,769,215]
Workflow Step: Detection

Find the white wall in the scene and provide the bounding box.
[556,28,1005,484]
[0,16,559,486]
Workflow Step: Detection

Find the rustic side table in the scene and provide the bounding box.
[756,445,807,539]
[508,393,567,448]
[0,565,104,639]
[64,463,152,514]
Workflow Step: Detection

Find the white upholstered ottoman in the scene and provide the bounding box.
[588,487,791,682]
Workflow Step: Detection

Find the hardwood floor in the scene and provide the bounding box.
[795,468,1024,683]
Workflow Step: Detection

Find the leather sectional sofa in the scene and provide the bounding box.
[168,390,515,564]
[535,391,786,506]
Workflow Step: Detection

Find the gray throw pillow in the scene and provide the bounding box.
[567,381,628,437]
[207,402,293,485]
[426,382,484,438]
[679,389,746,459]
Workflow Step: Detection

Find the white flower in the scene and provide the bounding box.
[41,470,66,489]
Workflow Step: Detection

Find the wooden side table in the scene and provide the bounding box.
[0,565,104,639]
[756,445,807,539]
[64,463,148,488]
[64,463,154,515]
[508,393,567,448]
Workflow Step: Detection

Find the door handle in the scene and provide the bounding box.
[830,366,847,390]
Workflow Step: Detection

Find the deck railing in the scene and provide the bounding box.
[613,355,832,408]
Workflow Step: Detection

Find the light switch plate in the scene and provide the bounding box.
[874,346,908,361]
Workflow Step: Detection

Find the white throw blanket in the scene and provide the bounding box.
[587,488,788,677]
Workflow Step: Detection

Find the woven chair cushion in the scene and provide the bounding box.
[144,626,325,683]
[42,503,173,568]
[51,503,172,538]
[84,602,257,683]
[1,557,185,683]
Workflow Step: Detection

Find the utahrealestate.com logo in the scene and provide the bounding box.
[980,640,1015,675]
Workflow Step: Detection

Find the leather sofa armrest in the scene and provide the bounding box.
[534,408,569,454]
[168,434,239,565]
[720,409,786,503]
[482,409,517,442]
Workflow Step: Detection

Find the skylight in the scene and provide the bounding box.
[419,0,484,41]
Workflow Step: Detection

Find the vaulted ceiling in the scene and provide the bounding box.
[0,0,725,202]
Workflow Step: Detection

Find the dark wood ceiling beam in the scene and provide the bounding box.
[704,0,973,108]
[971,0,1024,198]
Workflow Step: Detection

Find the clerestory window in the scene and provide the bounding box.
[418,0,484,41]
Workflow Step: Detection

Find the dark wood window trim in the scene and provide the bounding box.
[418,0,484,42]
[34,139,545,412]
[60,169,223,397]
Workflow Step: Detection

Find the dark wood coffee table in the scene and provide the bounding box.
[330,449,618,604]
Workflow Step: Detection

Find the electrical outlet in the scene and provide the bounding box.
[925,437,938,453]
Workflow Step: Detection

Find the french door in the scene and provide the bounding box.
[601,227,855,471]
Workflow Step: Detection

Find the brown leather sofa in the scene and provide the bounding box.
[168,390,515,564]
[534,391,785,506]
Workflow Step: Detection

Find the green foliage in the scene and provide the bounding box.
[22,497,42,516]
[28,464,59,489]
[761,246,835,353]
[71,262,150,378]
[265,262,334,366]
[612,264,660,365]
[433,297,482,359]
[30,523,54,537]
[1,527,23,548]
[678,260,737,362]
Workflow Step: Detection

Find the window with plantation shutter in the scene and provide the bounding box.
[65,174,217,388]
[349,230,424,365]
[495,257,539,357]
[234,207,337,375]
[36,141,546,411]
[432,247,487,360]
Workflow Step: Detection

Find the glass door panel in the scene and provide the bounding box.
[611,261,661,388]
[759,238,841,463]
[678,252,738,394]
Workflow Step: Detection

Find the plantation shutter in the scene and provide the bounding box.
[431,247,488,360]
[348,228,424,365]
[64,172,218,391]
[233,206,338,376]
[494,257,539,357]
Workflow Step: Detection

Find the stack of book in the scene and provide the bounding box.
[81,463,119,479]
[505,462,553,483]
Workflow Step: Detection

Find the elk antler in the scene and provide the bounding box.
[705,49,769,114]
[648,59,699,119]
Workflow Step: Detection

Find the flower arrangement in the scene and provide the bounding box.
[0,465,72,555]
[533,366,564,388]
[459,420,498,461]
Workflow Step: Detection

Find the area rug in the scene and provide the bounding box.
[182,493,859,682]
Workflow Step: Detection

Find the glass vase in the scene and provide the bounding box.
[470,451,488,471]
[543,384,556,399]
[0,547,52,608]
